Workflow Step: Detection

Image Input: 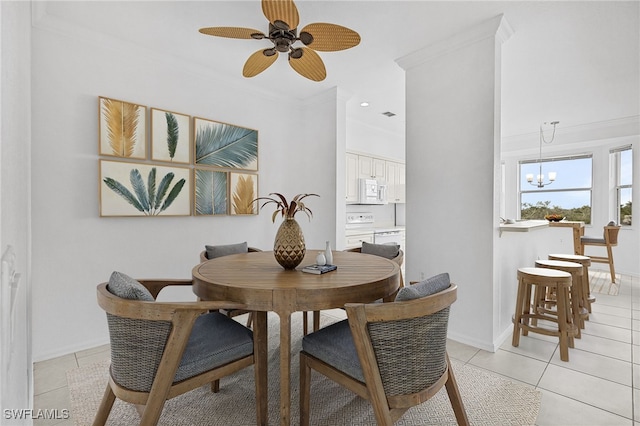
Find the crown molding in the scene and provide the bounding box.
[396,14,514,71]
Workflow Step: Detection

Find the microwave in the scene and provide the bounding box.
[358,178,387,204]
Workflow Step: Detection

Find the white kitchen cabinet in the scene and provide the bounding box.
[345,152,359,203]
[345,232,374,249]
[385,161,406,203]
[358,155,386,180]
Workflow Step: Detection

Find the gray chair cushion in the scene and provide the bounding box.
[580,236,605,244]
[395,272,450,302]
[107,271,154,301]
[361,241,400,259]
[302,319,364,382]
[175,312,254,382]
[205,242,248,259]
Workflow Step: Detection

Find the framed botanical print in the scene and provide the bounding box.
[100,160,191,216]
[194,117,258,171]
[194,168,228,215]
[151,108,191,164]
[99,97,146,159]
[230,172,258,215]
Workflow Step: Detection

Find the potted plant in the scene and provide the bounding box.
[253,193,319,269]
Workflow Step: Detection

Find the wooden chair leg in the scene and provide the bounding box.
[444,355,470,426]
[607,246,616,283]
[211,379,220,393]
[300,353,311,426]
[302,311,309,336]
[92,384,116,426]
[246,311,254,328]
[313,311,320,332]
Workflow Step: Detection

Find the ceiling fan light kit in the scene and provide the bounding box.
[199,0,360,82]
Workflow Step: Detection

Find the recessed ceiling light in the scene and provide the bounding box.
[360,102,370,107]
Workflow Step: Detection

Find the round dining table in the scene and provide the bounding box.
[192,249,401,426]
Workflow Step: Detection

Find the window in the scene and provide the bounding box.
[610,146,632,226]
[519,155,593,223]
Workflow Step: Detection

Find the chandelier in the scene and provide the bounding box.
[526,121,559,188]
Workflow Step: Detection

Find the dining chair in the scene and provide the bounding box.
[300,273,469,425]
[93,271,267,426]
[199,242,262,327]
[306,243,405,334]
[580,221,621,283]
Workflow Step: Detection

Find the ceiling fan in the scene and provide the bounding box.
[199,0,360,82]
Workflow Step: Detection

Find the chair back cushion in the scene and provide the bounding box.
[361,241,400,259]
[106,271,172,392]
[205,242,248,259]
[394,272,450,301]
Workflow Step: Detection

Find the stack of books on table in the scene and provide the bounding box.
[301,264,337,274]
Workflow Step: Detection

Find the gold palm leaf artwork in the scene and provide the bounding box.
[101,98,142,157]
[232,174,256,214]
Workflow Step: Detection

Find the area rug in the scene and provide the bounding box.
[589,269,620,296]
[67,312,541,425]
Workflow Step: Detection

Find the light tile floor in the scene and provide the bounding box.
[34,272,638,425]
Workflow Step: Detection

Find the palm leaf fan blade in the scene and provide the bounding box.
[262,0,299,30]
[300,23,360,51]
[232,175,255,214]
[160,179,186,213]
[243,49,278,78]
[289,48,326,81]
[165,112,179,160]
[129,169,150,213]
[103,177,145,212]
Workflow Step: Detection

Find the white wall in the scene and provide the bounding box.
[30,11,339,361]
[398,16,511,351]
[0,1,33,417]
[346,118,405,162]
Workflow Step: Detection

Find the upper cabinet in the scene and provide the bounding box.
[386,161,406,203]
[346,152,359,203]
[346,152,405,204]
[358,155,386,180]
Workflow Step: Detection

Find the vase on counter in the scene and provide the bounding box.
[316,252,326,265]
[324,241,333,265]
[273,217,306,270]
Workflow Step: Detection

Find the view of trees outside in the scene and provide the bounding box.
[616,148,633,225]
[520,155,593,223]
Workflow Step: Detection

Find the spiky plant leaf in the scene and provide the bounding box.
[147,168,157,210]
[154,173,175,211]
[160,179,186,212]
[195,122,257,168]
[195,169,214,215]
[129,169,150,212]
[232,175,255,214]
[102,98,140,157]
[103,177,145,212]
[165,112,179,160]
[196,170,227,215]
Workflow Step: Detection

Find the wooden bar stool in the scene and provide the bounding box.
[548,253,593,313]
[512,267,577,361]
[535,259,587,336]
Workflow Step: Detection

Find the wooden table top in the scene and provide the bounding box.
[192,250,401,312]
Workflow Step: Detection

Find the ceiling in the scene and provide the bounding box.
[38,1,639,141]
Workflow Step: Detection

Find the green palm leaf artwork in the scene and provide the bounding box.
[103,167,186,216]
[100,98,144,158]
[195,170,227,215]
[195,119,258,170]
[165,112,179,160]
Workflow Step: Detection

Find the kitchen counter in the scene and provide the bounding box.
[499,220,549,234]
